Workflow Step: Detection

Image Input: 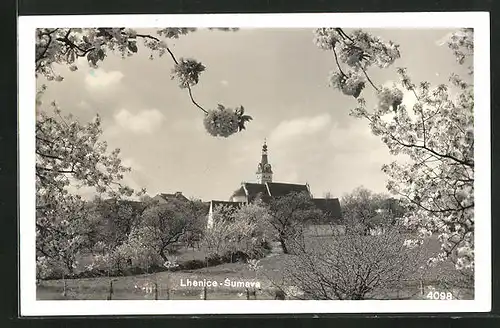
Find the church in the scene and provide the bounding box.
[207,141,342,228]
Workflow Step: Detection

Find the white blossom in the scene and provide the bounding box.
[313,28,340,50]
[203,105,240,137]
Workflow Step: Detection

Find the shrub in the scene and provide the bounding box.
[282,226,423,300]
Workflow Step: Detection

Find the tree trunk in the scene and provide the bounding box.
[159,249,169,262]
[279,237,289,254]
[65,259,75,275]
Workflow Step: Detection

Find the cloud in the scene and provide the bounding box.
[220,80,229,86]
[85,69,124,88]
[328,122,389,159]
[77,100,91,109]
[171,118,205,133]
[113,108,165,134]
[269,113,331,145]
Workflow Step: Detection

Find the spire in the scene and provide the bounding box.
[261,139,268,165]
[256,139,273,184]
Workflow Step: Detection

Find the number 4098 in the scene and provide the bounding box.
[426,291,453,300]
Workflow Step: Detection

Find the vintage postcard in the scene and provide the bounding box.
[18,12,490,315]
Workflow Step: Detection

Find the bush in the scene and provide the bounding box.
[36,256,68,280]
[202,202,273,260]
[282,226,424,300]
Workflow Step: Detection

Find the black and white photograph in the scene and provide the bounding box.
[18,13,491,315]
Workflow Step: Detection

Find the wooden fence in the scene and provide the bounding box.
[38,277,473,301]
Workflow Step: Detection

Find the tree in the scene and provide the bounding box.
[232,199,274,242]
[201,205,234,258]
[36,198,96,278]
[313,28,474,270]
[130,199,195,262]
[282,226,423,300]
[181,199,209,249]
[35,94,139,276]
[86,197,206,273]
[268,192,324,254]
[86,197,146,250]
[201,203,270,261]
[341,186,405,233]
[35,28,252,138]
[202,204,251,259]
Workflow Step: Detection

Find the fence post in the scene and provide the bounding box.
[154,282,158,300]
[203,286,207,300]
[107,280,114,300]
[165,275,170,300]
[62,276,67,298]
[419,280,424,297]
[246,288,250,300]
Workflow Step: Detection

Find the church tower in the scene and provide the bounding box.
[256,140,273,184]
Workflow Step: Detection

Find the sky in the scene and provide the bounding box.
[37,28,470,201]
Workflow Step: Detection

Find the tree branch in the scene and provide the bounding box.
[363,111,473,168]
[164,42,208,114]
[393,137,474,168]
[136,33,161,42]
[36,29,59,70]
[336,28,354,43]
[187,86,208,114]
[358,64,380,92]
[36,166,76,174]
[35,151,64,161]
[393,189,473,214]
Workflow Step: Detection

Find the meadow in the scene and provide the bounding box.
[37,231,474,301]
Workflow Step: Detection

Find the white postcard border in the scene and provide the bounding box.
[18,12,491,316]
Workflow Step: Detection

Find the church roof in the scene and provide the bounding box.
[231,182,312,202]
[312,198,342,219]
[243,183,269,202]
[266,182,310,198]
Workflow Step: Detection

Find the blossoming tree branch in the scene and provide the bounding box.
[313,28,474,271]
[35,27,252,138]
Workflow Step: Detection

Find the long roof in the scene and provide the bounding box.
[231,182,312,202]
[266,182,309,197]
[312,198,342,219]
[243,183,269,202]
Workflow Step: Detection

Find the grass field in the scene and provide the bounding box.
[37,233,474,300]
[37,253,473,300]
[37,254,287,300]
